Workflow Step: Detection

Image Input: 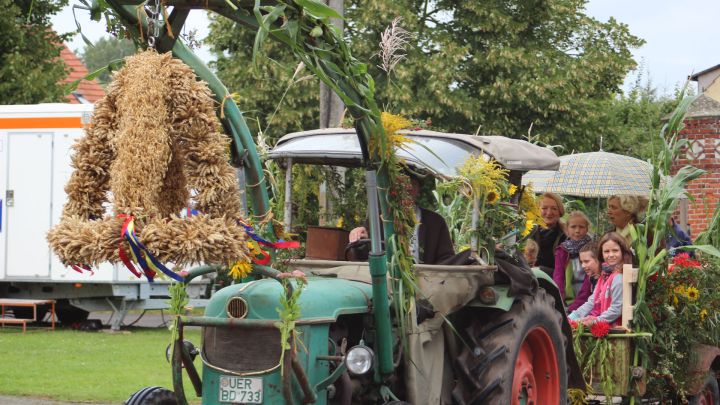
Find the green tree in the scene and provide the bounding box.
[206,0,643,150]
[80,36,136,85]
[0,0,69,104]
[600,67,686,159]
[207,15,319,143]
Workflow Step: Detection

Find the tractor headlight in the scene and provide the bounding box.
[345,345,374,375]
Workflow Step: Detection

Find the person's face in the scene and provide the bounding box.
[540,197,561,226]
[579,251,600,278]
[567,217,588,240]
[602,240,623,267]
[607,197,633,229]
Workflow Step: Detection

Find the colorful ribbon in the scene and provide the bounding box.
[71,264,94,276]
[117,214,185,283]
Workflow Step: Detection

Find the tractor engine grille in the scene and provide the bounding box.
[202,326,282,373]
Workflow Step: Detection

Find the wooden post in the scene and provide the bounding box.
[622,264,637,329]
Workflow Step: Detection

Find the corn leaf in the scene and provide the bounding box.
[295,0,343,20]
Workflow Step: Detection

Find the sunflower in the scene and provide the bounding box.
[228,261,252,279]
[674,285,687,296]
[521,219,535,237]
[700,309,708,322]
[486,190,500,204]
[686,286,700,301]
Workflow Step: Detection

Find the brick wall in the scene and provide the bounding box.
[672,117,720,238]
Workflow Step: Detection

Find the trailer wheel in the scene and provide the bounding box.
[453,288,567,405]
[125,386,178,405]
[689,372,720,405]
[56,301,89,325]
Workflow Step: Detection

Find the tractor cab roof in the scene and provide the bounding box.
[267,128,559,177]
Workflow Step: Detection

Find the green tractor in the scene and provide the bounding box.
[91,1,583,404]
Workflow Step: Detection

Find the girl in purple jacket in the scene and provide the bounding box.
[553,211,593,301]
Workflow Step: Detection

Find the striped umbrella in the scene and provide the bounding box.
[521,151,659,197]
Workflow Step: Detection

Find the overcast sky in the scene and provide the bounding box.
[52,1,720,95]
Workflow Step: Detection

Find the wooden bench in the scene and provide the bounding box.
[0,299,56,333]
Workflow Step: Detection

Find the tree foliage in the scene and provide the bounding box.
[207,15,319,142]
[0,0,69,104]
[205,0,644,151]
[80,36,136,85]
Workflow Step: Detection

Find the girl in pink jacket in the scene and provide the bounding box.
[568,232,633,326]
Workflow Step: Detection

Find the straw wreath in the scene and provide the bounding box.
[47,50,250,270]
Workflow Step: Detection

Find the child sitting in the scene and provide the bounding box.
[523,239,539,267]
[567,242,600,312]
[553,211,593,301]
[568,232,632,326]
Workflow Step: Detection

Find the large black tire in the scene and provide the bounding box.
[56,301,89,325]
[125,386,178,405]
[689,372,720,405]
[453,288,568,405]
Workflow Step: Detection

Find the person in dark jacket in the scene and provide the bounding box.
[348,175,454,264]
[530,192,567,276]
[666,217,693,257]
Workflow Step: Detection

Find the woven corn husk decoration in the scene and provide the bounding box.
[48,50,250,270]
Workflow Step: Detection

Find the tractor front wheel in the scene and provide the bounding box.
[689,372,720,405]
[125,386,178,405]
[454,288,567,405]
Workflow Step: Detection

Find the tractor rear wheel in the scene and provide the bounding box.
[689,372,720,405]
[125,386,178,405]
[453,288,567,405]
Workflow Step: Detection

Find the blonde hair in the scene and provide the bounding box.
[566,210,591,230]
[523,239,539,266]
[609,195,648,222]
[541,192,565,217]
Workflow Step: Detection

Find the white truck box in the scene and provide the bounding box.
[0,104,207,329]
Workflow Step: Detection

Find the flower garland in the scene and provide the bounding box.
[570,320,616,403]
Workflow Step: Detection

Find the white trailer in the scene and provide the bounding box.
[0,104,207,330]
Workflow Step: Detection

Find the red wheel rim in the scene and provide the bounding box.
[511,326,561,405]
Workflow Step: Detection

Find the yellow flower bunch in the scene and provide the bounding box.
[671,285,700,304]
[700,308,708,322]
[457,155,508,200]
[519,185,546,234]
[369,112,413,159]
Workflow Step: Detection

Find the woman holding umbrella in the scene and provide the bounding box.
[530,192,567,276]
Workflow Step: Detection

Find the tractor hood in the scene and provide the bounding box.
[204,277,372,322]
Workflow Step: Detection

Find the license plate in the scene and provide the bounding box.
[218,376,263,403]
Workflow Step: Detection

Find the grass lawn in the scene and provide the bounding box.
[0,327,202,404]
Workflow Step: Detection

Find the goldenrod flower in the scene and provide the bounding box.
[229,261,252,279]
[381,112,412,135]
[508,184,518,196]
[336,217,344,228]
[674,285,687,296]
[686,286,699,301]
